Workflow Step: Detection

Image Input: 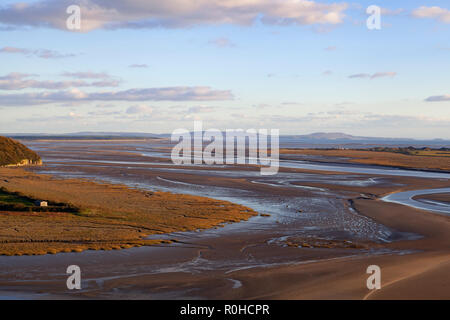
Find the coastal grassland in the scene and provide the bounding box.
[0,168,257,256]
[407,150,450,157]
[280,148,450,171]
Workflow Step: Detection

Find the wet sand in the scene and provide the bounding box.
[0,140,449,299]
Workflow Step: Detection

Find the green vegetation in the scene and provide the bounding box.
[0,187,79,213]
[0,136,41,166]
[0,187,35,206]
[362,146,450,157]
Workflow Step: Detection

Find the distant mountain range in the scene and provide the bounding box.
[285,132,447,141]
[3,132,450,147]
[288,132,369,140]
[4,132,170,139]
[66,131,170,138]
[280,132,450,148]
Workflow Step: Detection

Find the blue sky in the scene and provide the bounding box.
[0,0,449,138]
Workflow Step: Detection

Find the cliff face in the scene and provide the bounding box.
[0,136,42,167]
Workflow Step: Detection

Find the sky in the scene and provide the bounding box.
[0,0,449,139]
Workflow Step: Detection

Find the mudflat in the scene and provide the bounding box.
[0,140,449,299]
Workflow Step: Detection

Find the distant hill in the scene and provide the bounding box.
[0,136,42,166]
[4,131,450,148]
[280,132,450,148]
[297,132,363,140]
[5,132,170,140]
[285,132,416,141]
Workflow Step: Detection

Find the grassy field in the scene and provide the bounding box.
[280,148,450,171]
[406,150,450,157]
[0,168,257,256]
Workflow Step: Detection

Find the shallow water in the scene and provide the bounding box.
[22,140,433,243]
[382,188,450,215]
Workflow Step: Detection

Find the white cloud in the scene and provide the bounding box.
[380,8,404,16]
[0,46,76,58]
[95,103,116,108]
[412,6,450,24]
[208,37,236,48]
[186,106,215,113]
[265,110,450,130]
[370,72,397,79]
[68,111,82,119]
[88,110,122,116]
[126,105,153,114]
[61,71,112,79]
[348,73,370,79]
[18,112,85,122]
[128,64,149,68]
[253,103,272,108]
[425,94,450,102]
[0,0,349,32]
[0,86,234,106]
[348,72,396,79]
[281,101,304,106]
[0,72,119,90]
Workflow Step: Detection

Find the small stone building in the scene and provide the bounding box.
[35,200,48,207]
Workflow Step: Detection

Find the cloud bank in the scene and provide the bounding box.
[0,72,119,90]
[0,86,234,106]
[0,46,76,59]
[425,94,450,102]
[0,0,348,32]
[412,6,450,24]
